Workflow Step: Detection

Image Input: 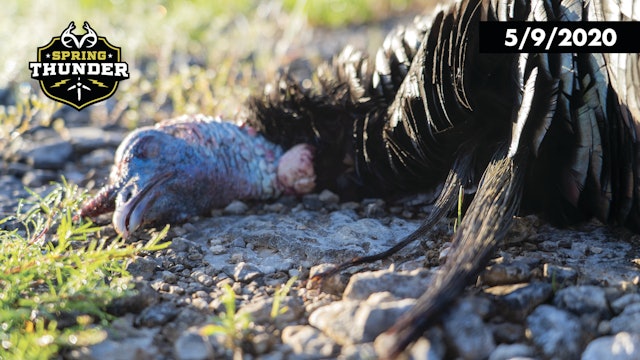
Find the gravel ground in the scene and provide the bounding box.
[2,13,640,360]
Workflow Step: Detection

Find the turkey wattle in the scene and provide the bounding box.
[80,0,640,357]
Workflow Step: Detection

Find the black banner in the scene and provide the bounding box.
[479,22,640,53]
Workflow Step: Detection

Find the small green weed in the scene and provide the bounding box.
[0,180,170,360]
[453,185,464,233]
[199,284,251,356]
[270,276,297,319]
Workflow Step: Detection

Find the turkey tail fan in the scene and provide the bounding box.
[379,148,527,359]
[379,0,565,356]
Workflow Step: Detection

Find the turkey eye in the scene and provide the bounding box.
[135,136,160,159]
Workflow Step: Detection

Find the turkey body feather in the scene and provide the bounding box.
[245,0,640,356]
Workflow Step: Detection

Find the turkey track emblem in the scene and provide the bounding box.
[29,21,129,110]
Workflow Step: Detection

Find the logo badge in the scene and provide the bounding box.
[29,22,129,110]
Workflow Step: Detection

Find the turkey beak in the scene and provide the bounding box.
[112,173,171,238]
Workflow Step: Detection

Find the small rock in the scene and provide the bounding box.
[309,296,416,345]
[88,315,159,360]
[318,189,340,204]
[173,330,214,360]
[25,140,72,170]
[238,296,304,324]
[308,263,349,295]
[484,282,553,320]
[171,237,197,252]
[107,281,159,316]
[127,257,158,280]
[343,268,432,300]
[553,285,610,319]
[610,293,640,314]
[225,261,262,282]
[22,169,58,187]
[582,332,640,360]
[374,328,445,360]
[308,300,359,345]
[135,302,179,327]
[89,331,158,360]
[191,270,214,287]
[281,325,338,357]
[364,199,386,218]
[66,126,125,153]
[81,148,115,167]
[161,271,178,284]
[488,343,535,360]
[610,303,640,334]
[480,261,532,286]
[543,263,578,286]
[252,333,272,355]
[223,200,249,215]
[340,342,379,360]
[302,193,323,210]
[340,201,360,210]
[442,300,495,360]
[407,335,446,360]
[526,305,583,360]
[491,322,525,343]
[264,202,286,212]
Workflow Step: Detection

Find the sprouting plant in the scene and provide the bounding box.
[0,180,170,360]
[453,185,464,233]
[270,276,297,319]
[199,284,251,353]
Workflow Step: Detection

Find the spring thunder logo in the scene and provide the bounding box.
[29,21,129,110]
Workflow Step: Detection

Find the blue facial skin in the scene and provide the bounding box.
[104,116,284,238]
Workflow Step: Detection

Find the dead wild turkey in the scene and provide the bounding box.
[81,0,640,357]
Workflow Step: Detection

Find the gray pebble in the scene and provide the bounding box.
[22,169,58,187]
[610,303,640,334]
[238,296,304,324]
[224,261,262,282]
[543,263,578,286]
[610,293,640,315]
[126,257,158,280]
[343,268,432,300]
[318,189,340,204]
[136,302,179,327]
[308,263,349,295]
[171,237,197,252]
[442,300,495,360]
[173,330,214,360]
[484,282,552,320]
[80,148,115,167]
[340,342,379,360]
[162,271,178,284]
[191,270,215,287]
[309,295,416,345]
[281,325,338,358]
[67,126,124,153]
[526,305,583,360]
[88,321,159,360]
[581,332,640,360]
[302,193,323,210]
[24,140,72,170]
[364,200,386,218]
[488,343,535,360]
[553,285,610,319]
[480,260,533,286]
[223,200,249,215]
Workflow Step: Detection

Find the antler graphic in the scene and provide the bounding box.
[81,22,97,48]
[60,22,80,48]
[59,21,98,49]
